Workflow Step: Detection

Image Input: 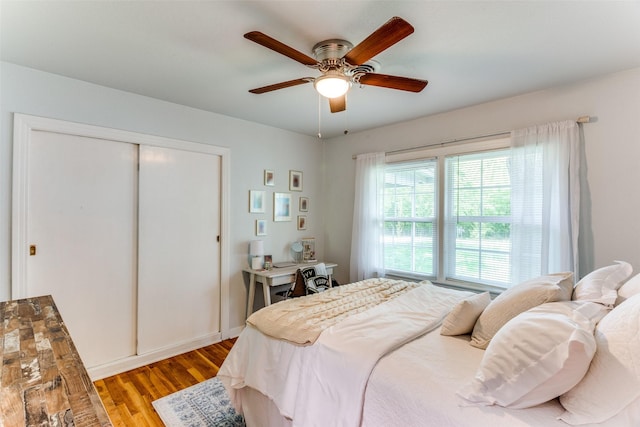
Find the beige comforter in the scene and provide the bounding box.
[246,278,420,345]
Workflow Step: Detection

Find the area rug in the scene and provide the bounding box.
[152,377,245,427]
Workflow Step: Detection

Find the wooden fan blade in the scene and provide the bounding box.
[343,17,414,66]
[244,31,318,66]
[358,73,428,92]
[249,78,311,94]
[329,95,346,113]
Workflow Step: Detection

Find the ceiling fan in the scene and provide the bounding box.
[244,16,428,113]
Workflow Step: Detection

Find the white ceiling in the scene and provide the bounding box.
[2,1,640,138]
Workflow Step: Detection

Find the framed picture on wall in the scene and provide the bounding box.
[274,192,292,222]
[256,219,267,236]
[264,169,275,186]
[299,197,309,212]
[289,170,303,191]
[249,190,265,213]
[297,215,306,230]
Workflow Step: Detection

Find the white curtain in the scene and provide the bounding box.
[350,152,386,282]
[510,120,580,284]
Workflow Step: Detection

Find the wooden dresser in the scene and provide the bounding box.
[0,295,112,426]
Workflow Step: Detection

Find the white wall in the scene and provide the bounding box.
[323,67,640,284]
[0,61,323,331]
[3,62,640,333]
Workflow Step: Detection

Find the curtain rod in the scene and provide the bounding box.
[352,115,591,159]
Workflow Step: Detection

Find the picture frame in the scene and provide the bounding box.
[256,219,267,236]
[297,215,307,230]
[274,192,292,222]
[289,170,303,191]
[299,197,309,212]
[264,169,275,186]
[302,237,316,262]
[249,190,265,213]
[264,254,273,270]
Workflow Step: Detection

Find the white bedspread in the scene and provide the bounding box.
[362,325,632,427]
[218,282,475,427]
[362,325,564,426]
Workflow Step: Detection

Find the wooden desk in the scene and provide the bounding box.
[243,262,337,318]
[0,295,112,427]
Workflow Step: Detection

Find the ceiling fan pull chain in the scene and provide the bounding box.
[344,106,349,135]
[317,93,322,139]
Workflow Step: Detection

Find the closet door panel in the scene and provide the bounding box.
[137,145,221,354]
[26,131,138,368]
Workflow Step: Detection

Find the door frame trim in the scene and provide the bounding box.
[12,113,231,340]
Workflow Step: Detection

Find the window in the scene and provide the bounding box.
[383,138,512,289]
[383,161,437,276]
[444,150,511,287]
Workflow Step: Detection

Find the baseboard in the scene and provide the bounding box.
[223,325,245,340]
[87,332,222,380]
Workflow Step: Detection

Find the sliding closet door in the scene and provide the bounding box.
[24,131,138,368]
[137,145,221,354]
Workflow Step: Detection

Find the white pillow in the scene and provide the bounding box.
[458,301,606,409]
[572,260,632,307]
[616,272,640,306]
[470,272,574,349]
[441,292,491,336]
[559,293,640,425]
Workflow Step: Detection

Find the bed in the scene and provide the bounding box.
[218,263,640,427]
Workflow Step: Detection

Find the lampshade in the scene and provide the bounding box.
[314,71,351,99]
[249,240,264,256]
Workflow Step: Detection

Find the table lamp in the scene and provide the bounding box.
[249,240,264,270]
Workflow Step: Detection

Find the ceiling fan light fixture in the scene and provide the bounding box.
[314,71,351,99]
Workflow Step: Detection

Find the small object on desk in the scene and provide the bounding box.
[290,241,303,263]
[249,240,264,270]
[302,237,315,262]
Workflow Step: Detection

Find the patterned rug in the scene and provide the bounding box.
[152,377,245,427]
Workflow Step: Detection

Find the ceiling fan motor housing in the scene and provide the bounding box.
[312,39,381,85]
[313,39,353,62]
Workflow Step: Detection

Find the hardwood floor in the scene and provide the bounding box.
[94,338,236,426]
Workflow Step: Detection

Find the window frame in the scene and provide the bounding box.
[384,136,511,293]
